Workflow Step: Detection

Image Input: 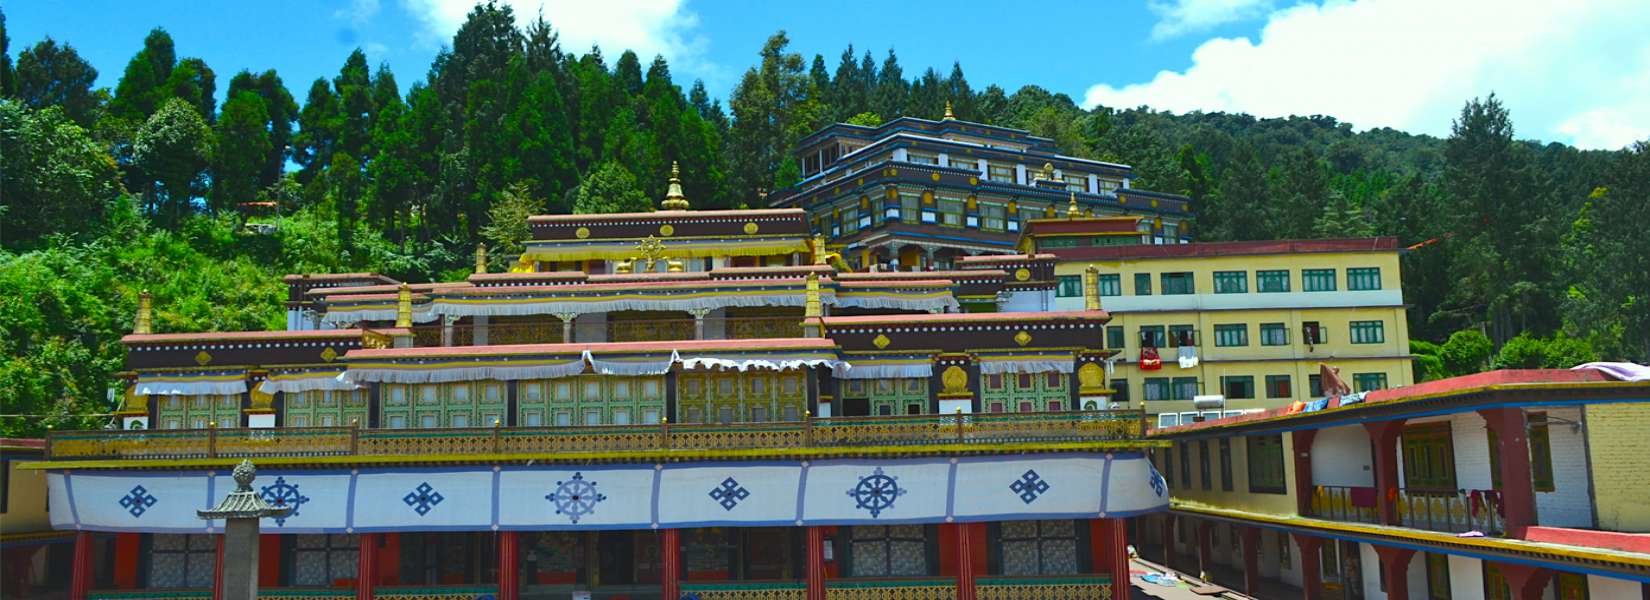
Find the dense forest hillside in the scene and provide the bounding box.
[1,3,1645,435]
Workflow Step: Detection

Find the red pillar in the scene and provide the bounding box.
[1195,521,1213,579]
[1480,408,1539,537]
[659,529,681,600]
[70,531,93,600]
[1240,527,1262,595]
[954,523,977,600]
[356,533,378,600]
[1362,420,1406,525]
[1159,515,1177,569]
[498,532,519,600]
[259,535,282,588]
[1291,430,1319,516]
[806,526,826,600]
[1291,533,1323,600]
[1497,563,1553,600]
[113,533,141,589]
[1372,546,1416,600]
[1105,518,1131,600]
[212,535,225,600]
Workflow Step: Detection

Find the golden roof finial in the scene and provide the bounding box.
[804,272,822,319]
[636,236,667,263]
[813,234,829,265]
[395,284,412,328]
[135,290,153,334]
[1040,162,1055,182]
[661,161,690,211]
[1083,266,1102,312]
[943,100,955,120]
[1067,191,1081,218]
[474,242,488,274]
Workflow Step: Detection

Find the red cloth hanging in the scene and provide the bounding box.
[1140,347,1162,370]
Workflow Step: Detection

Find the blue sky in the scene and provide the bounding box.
[7,1,1649,149]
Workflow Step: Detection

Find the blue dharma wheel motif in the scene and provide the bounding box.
[119,485,159,518]
[403,482,445,516]
[260,476,309,526]
[1010,469,1051,505]
[846,467,907,518]
[546,472,607,524]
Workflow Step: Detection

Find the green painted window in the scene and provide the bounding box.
[1308,374,1323,397]
[1134,273,1152,295]
[1106,325,1125,350]
[1168,324,1196,347]
[1214,324,1248,347]
[1260,323,1289,346]
[1161,272,1195,295]
[1097,274,1122,296]
[1056,275,1082,297]
[1139,325,1167,348]
[1350,320,1385,344]
[1110,379,1129,403]
[1171,377,1199,400]
[1354,372,1388,392]
[1221,375,1255,399]
[1246,435,1287,494]
[383,381,509,429]
[1265,375,1293,398]
[1402,422,1455,490]
[155,394,241,430]
[1213,271,1248,294]
[1489,413,1556,492]
[982,371,1070,413]
[1347,267,1382,291]
[1143,378,1171,401]
[854,377,930,416]
[1303,268,1337,292]
[677,372,806,423]
[283,389,369,427]
[1302,321,1328,344]
[1257,270,1291,293]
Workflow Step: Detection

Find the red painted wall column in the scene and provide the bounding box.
[806,526,826,600]
[114,533,141,589]
[70,531,93,600]
[1291,430,1319,516]
[1158,515,1176,570]
[953,523,977,600]
[1195,520,1213,579]
[498,532,519,600]
[1496,563,1553,600]
[1240,527,1262,595]
[1480,408,1539,537]
[212,535,225,600]
[356,533,378,600]
[1105,518,1131,600]
[1291,533,1323,600]
[1362,420,1406,525]
[659,529,681,600]
[258,535,282,588]
[1372,546,1416,600]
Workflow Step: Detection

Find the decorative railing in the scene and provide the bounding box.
[88,589,353,600]
[680,580,807,600]
[45,410,1147,461]
[977,575,1113,600]
[825,578,956,600]
[1309,485,1505,535]
[373,586,497,600]
[401,316,804,347]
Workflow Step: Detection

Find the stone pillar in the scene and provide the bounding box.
[1241,526,1262,596]
[690,308,711,341]
[356,533,378,600]
[660,529,681,600]
[1195,520,1213,579]
[1292,533,1323,600]
[1479,408,1539,537]
[1496,563,1554,600]
[554,313,577,344]
[806,527,826,600]
[441,316,454,347]
[219,519,260,600]
[1372,546,1415,600]
[70,531,93,600]
[498,532,519,600]
[954,523,977,600]
[472,315,490,346]
[1291,430,1318,516]
[1362,420,1406,525]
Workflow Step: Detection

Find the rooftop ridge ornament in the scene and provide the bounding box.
[660,161,690,211]
[198,460,292,521]
[1040,162,1056,182]
[474,242,488,274]
[395,283,413,328]
[943,100,956,120]
[134,290,153,335]
[1067,191,1081,218]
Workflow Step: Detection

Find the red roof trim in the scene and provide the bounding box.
[123,329,365,344]
[822,310,1107,325]
[530,208,807,224]
[345,337,837,358]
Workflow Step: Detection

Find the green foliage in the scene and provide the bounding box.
[1409,340,1449,382]
[0,100,123,249]
[481,182,542,257]
[210,91,271,211]
[1492,332,1598,370]
[13,37,101,126]
[132,98,212,227]
[845,111,882,127]
[573,161,651,215]
[1439,329,1493,376]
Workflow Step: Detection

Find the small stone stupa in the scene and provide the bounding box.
[199,460,291,600]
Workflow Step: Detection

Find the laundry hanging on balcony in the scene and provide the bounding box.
[1176,346,1198,369]
[1139,347,1162,370]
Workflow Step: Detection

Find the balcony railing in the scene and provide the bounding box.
[1309,485,1505,535]
[399,316,805,347]
[45,410,1147,461]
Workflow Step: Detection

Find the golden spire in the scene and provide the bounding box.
[660,161,690,211]
[395,284,412,328]
[804,272,822,319]
[813,234,829,265]
[1067,191,1081,218]
[134,290,153,334]
[943,100,956,120]
[474,242,488,274]
[1083,266,1102,312]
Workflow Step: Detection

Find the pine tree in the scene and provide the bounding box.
[211,91,272,212]
[13,37,101,126]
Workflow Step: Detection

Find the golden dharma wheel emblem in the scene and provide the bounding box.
[743,222,759,234]
[659,224,675,237]
[969,177,979,186]
[574,226,590,239]
[1014,268,1031,281]
[930,172,941,182]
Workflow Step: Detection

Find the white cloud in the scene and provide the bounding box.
[1149,0,1275,40]
[1086,0,1650,150]
[336,0,383,27]
[400,0,716,79]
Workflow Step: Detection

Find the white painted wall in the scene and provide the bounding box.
[1447,554,1484,600]
[1055,289,1405,313]
[1356,542,1427,600]
[1589,574,1643,599]
[1000,289,1052,312]
[1405,410,1594,529]
[1313,424,1376,488]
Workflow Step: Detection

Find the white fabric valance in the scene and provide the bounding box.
[136,374,248,396]
[431,290,835,319]
[835,361,933,380]
[257,372,361,394]
[977,357,1076,375]
[319,306,439,327]
[341,359,588,384]
[586,350,679,376]
[679,356,849,377]
[833,293,959,313]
